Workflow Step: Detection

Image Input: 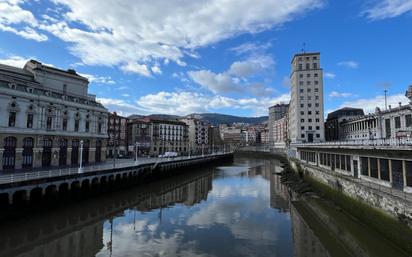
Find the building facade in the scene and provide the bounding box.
[0,60,108,171]
[325,107,365,141]
[107,112,128,157]
[180,118,209,154]
[127,118,189,156]
[268,103,289,143]
[289,52,325,143]
[272,116,288,143]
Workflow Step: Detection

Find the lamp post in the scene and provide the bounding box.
[135,141,138,164]
[79,140,83,172]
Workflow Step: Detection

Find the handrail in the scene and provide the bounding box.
[291,138,412,147]
[0,152,232,185]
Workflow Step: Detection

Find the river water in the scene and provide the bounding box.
[0,157,409,257]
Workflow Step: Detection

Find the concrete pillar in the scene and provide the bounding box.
[89,148,96,163]
[25,190,30,201]
[403,160,407,187]
[67,147,72,165]
[8,194,12,205]
[15,148,23,170]
[101,147,107,162]
[389,160,393,183]
[367,157,371,177]
[377,158,381,180]
[51,147,60,167]
[33,148,43,168]
[0,148,4,171]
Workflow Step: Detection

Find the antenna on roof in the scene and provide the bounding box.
[301,43,306,53]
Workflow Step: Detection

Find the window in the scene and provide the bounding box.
[8,112,16,127]
[315,103,319,107]
[316,118,320,122]
[308,126,312,130]
[308,96,312,100]
[299,74,303,78]
[98,123,102,133]
[300,89,304,93]
[306,81,311,85]
[300,96,304,100]
[380,159,390,181]
[306,63,310,69]
[308,119,312,122]
[299,64,302,70]
[316,126,320,130]
[361,157,369,176]
[314,73,318,77]
[315,96,319,100]
[315,81,319,85]
[308,111,312,115]
[62,118,67,131]
[313,63,318,69]
[299,81,304,86]
[26,113,33,128]
[314,88,319,92]
[395,116,401,129]
[300,111,304,115]
[75,120,79,132]
[316,134,320,138]
[316,111,320,115]
[301,119,305,122]
[307,88,311,93]
[406,114,412,127]
[301,126,305,130]
[385,119,391,138]
[406,161,412,187]
[308,103,312,107]
[300,104,304,108]
[370,158,378,178]
[85,121,90,132]
[46,116,52,130]
[307,74,310,78]
[301,134,305,138]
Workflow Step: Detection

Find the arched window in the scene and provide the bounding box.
[3,137,17,170]
[22,137,34,168]
[42,138,53,167]
[95,140,102,163]
[59,139,68,166]
[71,139,80,165]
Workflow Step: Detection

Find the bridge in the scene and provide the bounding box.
[0,152,233,206]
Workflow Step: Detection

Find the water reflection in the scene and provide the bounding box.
[0,157,407,257]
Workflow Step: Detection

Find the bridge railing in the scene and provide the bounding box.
[0,152,231,185]
[291,138,412,148]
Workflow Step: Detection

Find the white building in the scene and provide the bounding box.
[289,52,325,143]
[0,60,108,171]
[180,118,209,154]
[268,103,289,143]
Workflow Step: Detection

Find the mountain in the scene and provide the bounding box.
[128,113,268,125]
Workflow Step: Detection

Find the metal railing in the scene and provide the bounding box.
[0,152,231,185]
[292,138,412,148]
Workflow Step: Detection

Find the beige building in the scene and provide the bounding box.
[289,52,325,143]
[180,118,209,154]
[0,60,108,171]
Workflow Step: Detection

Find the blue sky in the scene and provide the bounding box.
[1,0,412,117]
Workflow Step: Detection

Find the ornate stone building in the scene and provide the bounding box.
[0,60,108,171]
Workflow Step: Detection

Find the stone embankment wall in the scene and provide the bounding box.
[290,159,412,222]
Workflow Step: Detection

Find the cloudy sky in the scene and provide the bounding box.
[1,0,412,117]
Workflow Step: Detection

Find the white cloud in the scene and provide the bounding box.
[337,61,359,69]
[120,62,151,77]
[230,42,272,56]
[338,94,409,114]
[0,1,47,41]
[79,73,116,85]
[188,56,274,94]
[0,55,28,67]
[363,0,412,20]
[329,91,352,98]
[6,0,323,75]
[324,72,336,79]
[97,97,143,116]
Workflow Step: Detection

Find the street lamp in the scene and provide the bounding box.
[79,140,83,172]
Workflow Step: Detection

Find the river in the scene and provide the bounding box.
[0,156,408,257]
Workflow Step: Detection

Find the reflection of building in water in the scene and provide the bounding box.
[136,173,213,211]
[248,160,290,212]
[0,170,213,257]
[0,220,104,257]
[290,203,331,257]
[269,171,290,212]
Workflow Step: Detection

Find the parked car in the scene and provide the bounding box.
[158,152,178,158]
